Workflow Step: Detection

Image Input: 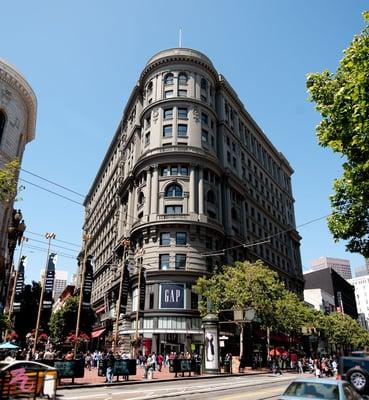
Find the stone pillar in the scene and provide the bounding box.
[189,165,196,213]
[127,188,133,230]
[133,184,138,221]
[203,313,220,374]
[198,167,204,215]
[217,181,223,223]
[225,185,232,234]
[144,168,152,220]
[151,166,159,216]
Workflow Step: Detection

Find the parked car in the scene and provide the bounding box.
[339,353,369,394]
[279,378,364,400]
[0,360,57,399]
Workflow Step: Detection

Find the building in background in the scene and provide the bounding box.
[355,259,369,278]
[310,256,352,280]
[53,270,68,301]
[0,59,37,311]
[303,288,335,314]
[304,268,358,319]
[349,275,369,331]
[81,48,303,355]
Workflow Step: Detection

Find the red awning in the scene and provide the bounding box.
[91,328,105,338]
[95,305,106,314]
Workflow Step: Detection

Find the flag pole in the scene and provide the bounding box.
[33,232,55,356]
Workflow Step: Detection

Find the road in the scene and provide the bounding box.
[56,372,298,400]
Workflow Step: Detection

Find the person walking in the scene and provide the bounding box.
[157,353,164,372]
[106,351,115,384]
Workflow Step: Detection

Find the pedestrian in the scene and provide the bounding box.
[157,353,164,371]
[106,351,115,384]
[85,351,92,370]
[297,359,303,374]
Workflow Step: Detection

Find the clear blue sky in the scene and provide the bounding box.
[1,0,367,283]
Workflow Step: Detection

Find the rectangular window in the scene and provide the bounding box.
[178,89,187,97]
[146,116,151,128]
[233,157,237,167]
[201,129,208,143]
[165,90,173,98]
[227,151,231,162]
[177,124,188,137]
[165,205,183,214]
[170,166,178,175]
[191,292,199,310]
[211,136,215,147]
[161,166,169,176]
[180,166,188,175]
[205,236,212,249]
[159,254,170,270]
[211,120,214,129]
[149,293,154,310]
[145,132,150,146]
[164,108,173,119]
[160,232,171,246]
[175,254,186,270]
[201,113,208,125]
[176,232,187,245]
[200,94,207,102]
[178,108,188,119]
[163,125,173,138]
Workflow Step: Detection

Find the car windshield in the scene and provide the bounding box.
[284,382,339,399]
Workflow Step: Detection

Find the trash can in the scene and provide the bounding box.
[224,361,230,373]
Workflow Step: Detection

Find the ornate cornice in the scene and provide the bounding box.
[0,59,37,142]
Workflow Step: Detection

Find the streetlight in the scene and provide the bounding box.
[74,233,91,356]
[33,232,56,355]
[113,238,130,353]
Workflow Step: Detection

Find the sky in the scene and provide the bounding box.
[0,0,368,283]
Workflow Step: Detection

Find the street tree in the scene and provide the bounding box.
[306,11,369,257]
[0,159,20,202]
[194,260,312,353]
[49,296,95,348]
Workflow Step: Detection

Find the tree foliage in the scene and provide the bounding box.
[306,11,369,257]
[194,260,311,335]
[0,159,20,203]
[49,296,95,346]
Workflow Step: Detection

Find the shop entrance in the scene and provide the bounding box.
[160,343,182,355]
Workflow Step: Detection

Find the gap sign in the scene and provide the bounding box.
[160,284,184,309]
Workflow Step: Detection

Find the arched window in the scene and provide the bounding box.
[201,77,208,90]
[207,190,216,204]
[231,207,238,220]
[164,73,174,85]
[165,183,183,197]
[0,110,6,144]
[178,73,188,84]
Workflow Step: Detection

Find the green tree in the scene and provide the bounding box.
[0,159,20,202]
[306,11,369,257]
[49,296,95,347]
[194,260,313,355]
[0,313,11,333]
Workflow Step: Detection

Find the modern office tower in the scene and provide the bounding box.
[82,48,303,354]
[53,270,68,300]
[0,59,36,310]
[310,256,352,280]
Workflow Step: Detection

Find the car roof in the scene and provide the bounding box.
[288,378,341,385]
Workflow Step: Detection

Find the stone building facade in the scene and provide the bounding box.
[83,48,303,354]
[0,59,37,310]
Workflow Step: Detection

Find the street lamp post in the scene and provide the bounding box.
[74,233,91,356]
[113,238,130,353]
[33,232,56,355]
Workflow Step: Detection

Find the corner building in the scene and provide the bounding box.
[84,48,303,354]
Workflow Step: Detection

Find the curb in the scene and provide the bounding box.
[59,370,272,390]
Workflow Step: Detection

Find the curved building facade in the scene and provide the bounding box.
[0,59,36,309]
[84,48,303,354]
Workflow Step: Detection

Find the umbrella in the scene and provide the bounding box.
[0,342,19,350]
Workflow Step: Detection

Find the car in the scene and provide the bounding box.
[339,354,369,393]
[278,378,365,400]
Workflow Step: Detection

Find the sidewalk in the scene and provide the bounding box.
[59,365,271,389]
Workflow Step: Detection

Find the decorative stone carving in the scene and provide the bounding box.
[9,117,20,129]
[193,106,200,122]
[1,88,12,105]
[152,107,159,123]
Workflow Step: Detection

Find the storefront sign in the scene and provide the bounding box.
[160,284,184,309]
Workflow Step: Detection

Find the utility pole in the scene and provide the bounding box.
[33,232,55,355]
[113,238,130,353]
[74,233,91,356]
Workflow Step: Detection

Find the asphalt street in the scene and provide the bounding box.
[56,372,299,400]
